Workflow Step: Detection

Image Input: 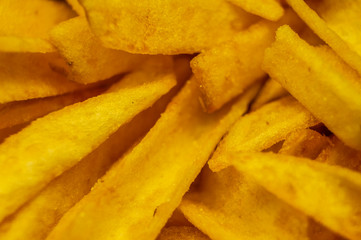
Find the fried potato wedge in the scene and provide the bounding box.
[50,17,147,84]
[180,166,339,240]
[279,129,331,159]
[0,65,176,222]
[46,80,260,240]
[229,152,361,240]
[251,78,288,110]
[209,96,318,171]
[263,25,361,150]
[66,0,85,16]
[157,226,210,240]
[0,76,179,240]
[0,0,75,53]
[286,0,361,75]
[228,0,284,21]
[0,86,105,130]
[79,0,257,54]
[0,52,87,103]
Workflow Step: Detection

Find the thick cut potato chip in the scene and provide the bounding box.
[0,86,105,131]
[286,0,361,75]
[0,0,75,53]
[263,25,361,150]
[66,0,85,16]
[46,80,260,240]
[230,152,361,240]
[209,96,318,171]
[0,65,176,223]
[180,166,339,240]
[157,226,210,240]
[228,0,284,21]
[251,78,288,110]
[50,17,148,84]
[79,0,257,54]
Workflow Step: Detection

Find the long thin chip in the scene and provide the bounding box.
[79,0,257,54]
[0,0,75,53]
[157,226,210,240]
[50,17,147,84]
[0,63,176,222]
[263,25,361,150]
[228,0,284,21]
[286,0,361,75]
[251,78,288,110]
[208,96,318,171]
[46,80,260,240]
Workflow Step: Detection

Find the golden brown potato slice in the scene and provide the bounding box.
[0,0,75,53]
[66,0,85,16]
[79,0,257,54]
[0,123,29,145]
[229,152,361,240]
[250,78,288,110]
[0,64,176,223]
[209,96,318,171]
[46,80,260,240]
[0,86,106,130]
[50,17,148,84]
[263,25,361,150]
[157,226,210,240]
[180,166,339,240]
[228,0,284,21]
[279,129,331,159]
[286,0,361,75]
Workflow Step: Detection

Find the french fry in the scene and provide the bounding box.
[208,96,318,171]
[157,226,210,240]
[229,152,361,240]
[46,80,260,240]
[286,0,361,75]
[50,17,148,84]
[263,25,361,150]
[228,0,284,21]
[0,0,75,53]
[78,0,257,54]
[0,123,29,145]
[250,78,288,110]
[0,63,176,222]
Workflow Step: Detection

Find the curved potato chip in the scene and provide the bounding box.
[228,0,284,21]
[66,0,85,16]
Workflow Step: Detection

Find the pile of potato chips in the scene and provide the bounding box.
[1,0,361,239]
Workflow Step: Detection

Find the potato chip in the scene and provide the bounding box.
[157,226,210,240]
[251,78,288,110]
[228,0,284,21]
[50,17,148,84]
[0,65,176,222]
[263,25,361,150]
[0,0,75,53]
[230,152,361,240]
[209,96,318,171]
[66,0,85,16]
[46,80,260,240]
[286,0,361,75]
[78,0,257,54]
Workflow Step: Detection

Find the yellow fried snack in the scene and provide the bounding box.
[0,0,75,53]
[180,166,339,240]
[46,80,260,240]
[263,25,361,150]
[79,0,257,54]
[50,17,148,84]
[279,129,331,159]
[157,226,210,240]
[66,0,85,16]
[250,78,288,110]
[286,0,361,75]
[0,78,179,240]
[0,52,86,103]
[228,0,284,21]
[0,65,176,222]
[0,123,28,145]
[0,86,106,130]
[209,96,318,171]
[230,152,361,240]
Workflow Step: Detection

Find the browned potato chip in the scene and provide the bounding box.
[228,0,285,21]
[78,0,257,54]
[0,0,75,53]
[157,226,210,240]
[263,25,361,150]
